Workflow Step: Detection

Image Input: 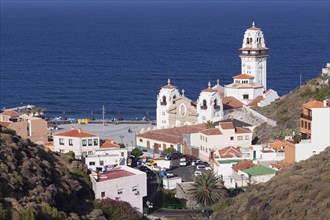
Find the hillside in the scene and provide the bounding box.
[253,76,330,144]
[0,126,104,219]
[214,147,330,220]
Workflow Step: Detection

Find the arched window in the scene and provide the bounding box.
[247,38,250,44]
[250,38,253,43]
[173,95,176,104]
[161,96,167,105]
[201,99,207,110]
[214,99,220,109]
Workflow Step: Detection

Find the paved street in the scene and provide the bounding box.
[54,122,153,150]
[170,160,195,182]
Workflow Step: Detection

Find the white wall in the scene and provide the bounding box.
[91,167,147,214]
[258,89,279,107]
[85,149,128,170]
[296,107,330,162]
[54,136,100,158]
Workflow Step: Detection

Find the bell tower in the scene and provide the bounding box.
[156,79,180,129]
[239,22,269,90]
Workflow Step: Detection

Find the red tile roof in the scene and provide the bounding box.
[0,110,19,117]
[137,124,207,144]
[220,93,244,110]
[97,169,135,182]
[220,122,235,130]
[201,128,222,136]
[235,127,252,134]
[303,100,326,109]
[0,122,11,127]
[101,140,120,148]
[270,161,290,169]
[233,74,255,79]
[202,88,217,93]
[248,95,264,106]
[247,26,260,31]
[269,140,285,151]
[162,84,177,89]
[219,146,241,158]
[232,159,256,172]
[54,129,98,138]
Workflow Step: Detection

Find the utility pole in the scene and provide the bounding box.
[300,73,302,87]
[102,105,105,135]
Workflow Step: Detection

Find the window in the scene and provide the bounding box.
[88,139,92,146]
[242,80,248,84]
[237,136,243,140]
[230,136,234,141]
[301,121,304,127]
[59,138,64,145]
[200,146,202,150]
[304,121,307,129]
[94,139,98,146]
[139,139,143,142]
[245,135,249,140]
[117,189,123,195]
[235,80,240,83]
[88,151,93,155]
[100,160,104,166]
[308,123,311,130]
[132,186,139,195]
[69,139,73,146]
[206,148,208,153]
[162,112,165,116]
[89,161,95,166]
[82,139,87,146]
[121,152,125,157]
[59,149,64,153]
[173,95,176,104]
[243,94,249,100]
[101,192,105,198]
[205,138,207,142]
[200,135,202,140]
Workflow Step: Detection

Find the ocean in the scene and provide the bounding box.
[1,0,329,120]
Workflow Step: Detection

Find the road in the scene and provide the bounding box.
[148,208,204,218]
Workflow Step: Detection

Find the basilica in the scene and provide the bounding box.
[156,22,279,129]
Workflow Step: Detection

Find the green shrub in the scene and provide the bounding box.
[95,198,139,220]
[72,168,88,179]
[64,151,75,158]
[211,200,230,212]
[162,147,177,155]
[300,88,314,98]
[45,205,60,219]
[0,203,7,220]
[19,210,35,220]
[314,86,330,101]
[130,148,143,158]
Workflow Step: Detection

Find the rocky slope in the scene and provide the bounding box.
[214,147,330,220]
[0,126,105,219]
[253,76,330,144]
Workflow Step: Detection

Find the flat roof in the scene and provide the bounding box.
[96,169,135,182]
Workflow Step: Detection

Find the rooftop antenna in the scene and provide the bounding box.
[102,105,105,135]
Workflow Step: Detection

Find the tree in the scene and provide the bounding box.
[204,120,215,129]
[162,147,177,155]
[130,148,143,158]
[189,171,227,207]
[320,72,330,87]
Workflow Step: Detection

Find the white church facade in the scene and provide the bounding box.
[156,22,279,129]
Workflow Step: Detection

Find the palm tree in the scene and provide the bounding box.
[189,171,227,207]
[204,120,215,129]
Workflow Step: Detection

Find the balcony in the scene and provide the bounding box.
[160,101,167,106]
[300,113,312,121]
[201,106,208,110]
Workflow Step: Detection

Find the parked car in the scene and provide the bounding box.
[196,165,212,170]
[165,171,175,177]
[179,158,187,166]
[194,170,202,176]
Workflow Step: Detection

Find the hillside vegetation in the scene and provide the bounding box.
[0,126,140,220]
[214,147,330,220]
[253,76,330,143]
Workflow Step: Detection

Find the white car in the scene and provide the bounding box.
[179,158,187,166]
[196,165,212,170]
[165,171,175,177]
[194,170,202,176]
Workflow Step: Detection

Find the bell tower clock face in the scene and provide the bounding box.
[179,103,187,117]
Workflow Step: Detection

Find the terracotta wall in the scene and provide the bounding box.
[284,140,296,164]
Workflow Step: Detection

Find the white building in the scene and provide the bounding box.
[156,80,224,129]
[197,82,224,123]
[291,100,330,162]
[224,22,279,106]
[190,119,254,161]
[84,140,128,171]
[53,128,100,158]
[90,166,147,214]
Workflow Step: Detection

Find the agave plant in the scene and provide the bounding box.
[189,171,227,207]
